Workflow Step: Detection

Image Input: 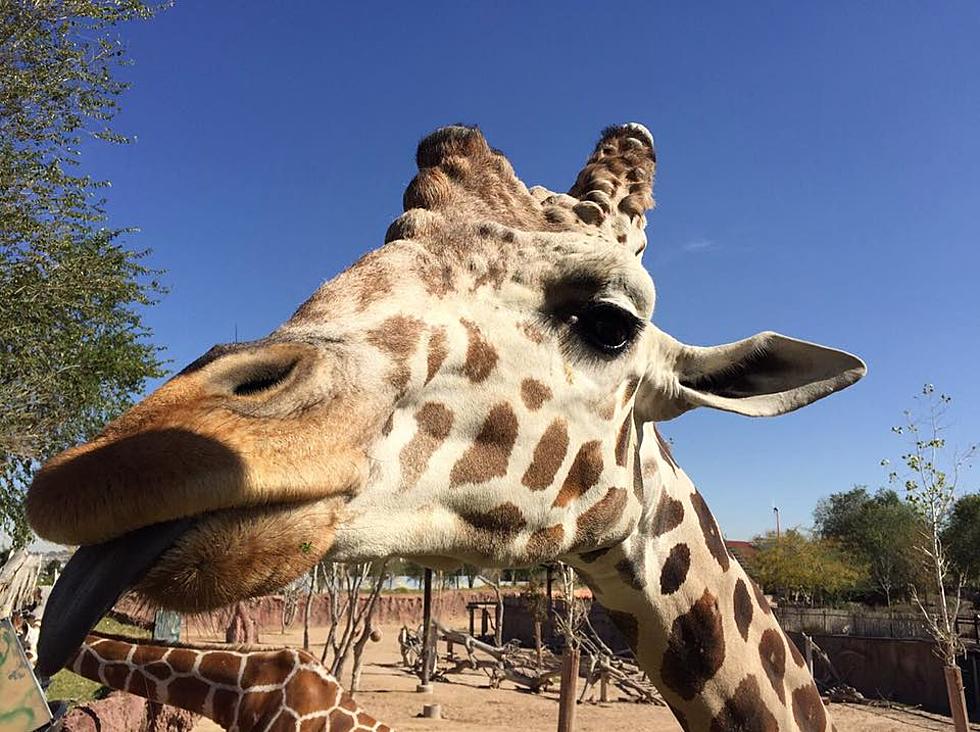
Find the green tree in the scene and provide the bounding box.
[815,487,922,606]
[943,493,980,583]
[749,529,862,605]
[813,485,870,544]
[1,0,167,547]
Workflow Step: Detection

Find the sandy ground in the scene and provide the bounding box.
[187,622,967,731]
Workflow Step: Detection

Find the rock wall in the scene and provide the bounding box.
[60,693,198,732]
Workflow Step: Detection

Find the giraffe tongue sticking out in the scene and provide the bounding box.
[36,518,194,677]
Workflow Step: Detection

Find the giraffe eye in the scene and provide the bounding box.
[572,302,643,355]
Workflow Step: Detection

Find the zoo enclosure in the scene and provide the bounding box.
[774,606,980,643]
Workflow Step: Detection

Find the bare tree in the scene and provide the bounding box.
[302,566,317,651]
[280,577,302,635]
[884,385,976,731]
[318,560,390,690]
[477,569,505,647]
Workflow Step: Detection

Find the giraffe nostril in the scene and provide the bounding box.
[232,359,298,397]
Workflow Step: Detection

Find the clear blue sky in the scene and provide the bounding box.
[84,2,980,540]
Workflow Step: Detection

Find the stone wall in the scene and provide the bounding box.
[60,693,198,732]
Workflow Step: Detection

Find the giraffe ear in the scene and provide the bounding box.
[637,330,866,421]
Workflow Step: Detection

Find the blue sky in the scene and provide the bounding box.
[84,2,980,540]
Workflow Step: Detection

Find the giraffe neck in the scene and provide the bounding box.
[67,634,390,732]
[570,425,831,732]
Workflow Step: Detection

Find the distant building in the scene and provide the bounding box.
[725,540,758,567]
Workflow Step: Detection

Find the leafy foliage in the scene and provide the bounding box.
[1,0,167,547]
[944,493,980,581]
[749,529,863,605]
[815,486,923,605]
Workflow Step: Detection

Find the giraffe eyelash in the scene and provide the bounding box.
[569,301,645,357]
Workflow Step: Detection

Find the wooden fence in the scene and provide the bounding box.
[775,606,980,643]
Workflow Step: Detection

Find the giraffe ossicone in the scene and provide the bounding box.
[28,122,864,731]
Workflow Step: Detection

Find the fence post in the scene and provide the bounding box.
[944,665,969,732]
[600,669,609,703]
[971,655,980,719]
[557,646,580,732]
[822,608,827,635]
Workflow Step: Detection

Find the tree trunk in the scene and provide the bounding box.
[302,567,316,651]
[944,665,969,732]
[225,602,258,644]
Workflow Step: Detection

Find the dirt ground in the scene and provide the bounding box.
[187,621,967,731]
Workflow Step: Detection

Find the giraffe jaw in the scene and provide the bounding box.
[37,496,345,676]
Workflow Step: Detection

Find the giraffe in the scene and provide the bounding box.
[27,122,865,730]
[67,633,388,731]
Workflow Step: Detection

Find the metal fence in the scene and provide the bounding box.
[774,606,980,643]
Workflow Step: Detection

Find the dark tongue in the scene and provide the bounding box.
[36,518,194,677]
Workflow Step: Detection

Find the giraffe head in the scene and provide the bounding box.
[27,124,864,670]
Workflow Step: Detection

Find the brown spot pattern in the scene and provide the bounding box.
[759,628,787,704]
[751,578,773,615]
[399,402,454,489]
[632,447,644,501]
[660,589,726,700]
[709,674,779,732]
[198,651,242,684]
[145,661,172,680]
[460,318,498,382]
[552,440,603,507]
[102,661,130,690]
[614,539,647,590]
[614,413,633,467]
[450,403,518,486]
[792,682,828,732]
[606,608,639,650]
[425,327,448,383]
[211,689,240,727]
[572,487,627,549]
[788,635,807,668]
[366,315,423,357]
[651,493,685,536]
[734,579,754,642]
[168,675,210,714]
[460,501,527,539]
[691,491,730,571]
[526,524,564,558]
[520,378,552,410]
[519,320,544,343]
[366,314,424,391]
[241,651,294,688]
[522,419,569,490]
[284,669,331,716]
[621,375,641,406]
[659,543,691,595]
[329,707,356,732]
